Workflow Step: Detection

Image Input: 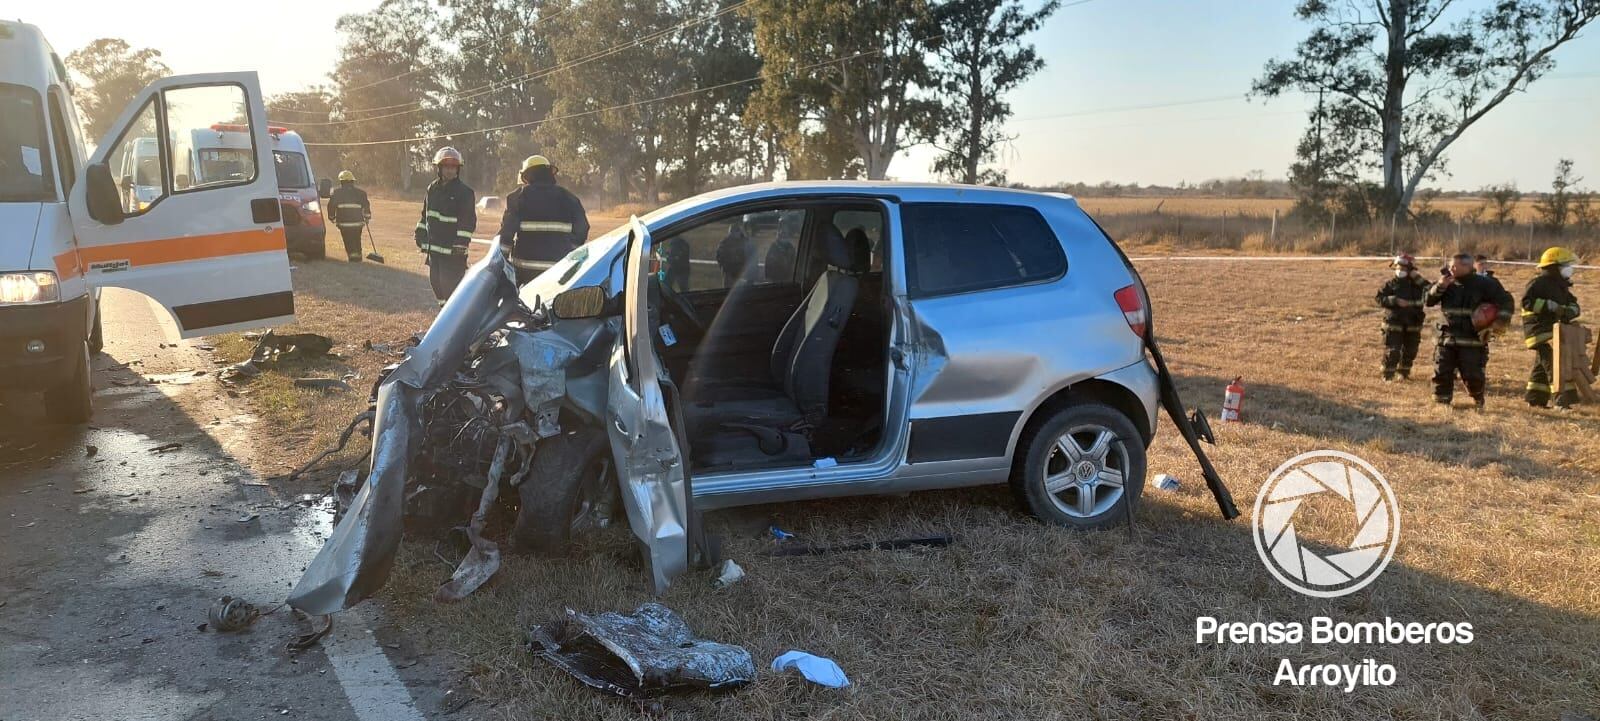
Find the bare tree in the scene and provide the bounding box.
[1254,0,1600,218]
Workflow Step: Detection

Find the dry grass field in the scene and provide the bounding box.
[221,195,1599,720]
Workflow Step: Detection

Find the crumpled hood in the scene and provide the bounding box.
[0,203,44,271]
[288,245,522,615]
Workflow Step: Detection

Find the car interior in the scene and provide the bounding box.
[648,200,891,472]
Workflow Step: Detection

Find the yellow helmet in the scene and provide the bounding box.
[1538,246,1578,268]
[337,170,356,182]
[520,155,552,172]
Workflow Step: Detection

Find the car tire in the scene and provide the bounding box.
[510,426,617,554]
[1010,401,1145,530]
[88,299,104,354]
[45,340,93,425]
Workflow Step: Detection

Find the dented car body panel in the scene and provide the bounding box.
[291,181,1230,612]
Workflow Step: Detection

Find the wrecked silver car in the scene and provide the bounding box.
[290,181,1237,615]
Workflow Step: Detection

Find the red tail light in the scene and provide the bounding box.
[1114,284,1147,339]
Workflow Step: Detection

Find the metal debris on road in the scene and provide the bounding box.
[293,377,354,392]
[207,596,266,632]
[530,603,756,698]
[148,443,183,454]
[769,534,954,557]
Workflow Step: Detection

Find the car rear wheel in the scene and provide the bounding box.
[45,340,93,425]
[511,426,618,554]
[1011,401,1144,530]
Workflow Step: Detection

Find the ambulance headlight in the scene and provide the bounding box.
[0,271,60,305]
[303,200,320,214]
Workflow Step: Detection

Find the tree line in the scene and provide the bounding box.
[66,0,1059,202]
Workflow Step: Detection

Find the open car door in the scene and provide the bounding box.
[65,72,293,337]
[607,216,691,593]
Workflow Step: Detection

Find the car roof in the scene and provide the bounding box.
[688,180,1079,207]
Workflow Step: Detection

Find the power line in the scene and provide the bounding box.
[276,0,752,123]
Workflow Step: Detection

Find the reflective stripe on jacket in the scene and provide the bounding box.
[1375,274,1429,332]
[1520,270,1580,348]
[328,185,370,228]
[1425,272,1513,346]
[498,183,589,264]
[417,177,477,254]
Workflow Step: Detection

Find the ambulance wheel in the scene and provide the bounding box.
[45,341,93,425]
[88,299,104,354]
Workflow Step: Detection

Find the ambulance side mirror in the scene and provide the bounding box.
[86,163,125,226]
[318,178,333,199]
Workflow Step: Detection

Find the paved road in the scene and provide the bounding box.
[0,289,432,721]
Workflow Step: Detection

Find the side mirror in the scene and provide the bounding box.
[318,178,333,199]
[551,285,607,320]
[86,163,124,226]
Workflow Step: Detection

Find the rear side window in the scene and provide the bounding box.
[902,203,1066,298]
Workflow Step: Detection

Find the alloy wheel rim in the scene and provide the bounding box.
[1042,423,1128,519]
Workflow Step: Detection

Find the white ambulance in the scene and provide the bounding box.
[0,19,295,422]
[179,123,328,258]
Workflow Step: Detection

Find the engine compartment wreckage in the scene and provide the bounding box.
[288,240,690,614]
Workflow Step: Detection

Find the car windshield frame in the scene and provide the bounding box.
[273,149,311,190]
[0,82,56,203]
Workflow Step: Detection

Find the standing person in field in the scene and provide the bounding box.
[498,155,589,286]
[1425,253,1514,409]
[1375,253,1428,381]
[1521,246,1582,409]
[327,170,371,263]
[415,147,476,305]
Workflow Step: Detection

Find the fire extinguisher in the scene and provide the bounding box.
[1221,377,1244,422]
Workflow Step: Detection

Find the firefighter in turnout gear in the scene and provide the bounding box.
[1375,253,1428,381]
[415,147,477,304]
[327,170,371,262]
[497,155,589,286]
[1521,246,1582,408]
[1425,253,1514,408]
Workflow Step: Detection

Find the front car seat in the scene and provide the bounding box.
[685,225,871,446]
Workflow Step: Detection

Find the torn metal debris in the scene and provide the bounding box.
[529,603,756,698]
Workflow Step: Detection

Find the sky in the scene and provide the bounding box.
[22,0,1600,191]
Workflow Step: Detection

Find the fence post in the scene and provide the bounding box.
[1528,223,1536,261]
[1221,210,1227,240]
[1389,213,1397,255]
[1271,209,1279,245]
[1330,212,1337,243]
[1454,218,1462,252]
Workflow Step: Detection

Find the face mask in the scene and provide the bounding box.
[1394,269,1408,278]
[1561,265,1575,279]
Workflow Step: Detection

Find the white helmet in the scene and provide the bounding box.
[432,146,463,166]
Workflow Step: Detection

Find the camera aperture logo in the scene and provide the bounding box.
[1253,450,1400,598]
